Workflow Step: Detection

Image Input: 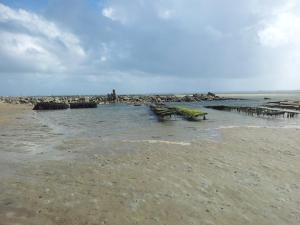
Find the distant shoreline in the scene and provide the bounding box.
[2,90,300,98]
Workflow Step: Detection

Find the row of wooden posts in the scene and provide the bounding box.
[33,102,97,110]
[205,105,299,118]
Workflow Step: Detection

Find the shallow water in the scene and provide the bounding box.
[32,98,300,145]
[1,94,300,160]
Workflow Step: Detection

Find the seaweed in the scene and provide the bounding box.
[150,104,207,121]
[175,107,207,118]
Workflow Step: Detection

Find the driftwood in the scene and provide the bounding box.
[206,105,299,118]
[33,102,69,110]
[70,102,97,109]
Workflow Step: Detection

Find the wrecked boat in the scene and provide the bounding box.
[150,104,207,121]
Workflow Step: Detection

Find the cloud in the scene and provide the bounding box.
[1,0,300,95]
[102,7,127,24]
[158,9,175,20]
[254,0,300,90]
[258,12,300,47]
[0,3,86,74]
[0,31,63,73]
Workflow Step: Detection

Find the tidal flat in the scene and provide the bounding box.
[0,103,300,225]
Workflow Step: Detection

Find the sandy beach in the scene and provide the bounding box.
[0,103,31,125]
[0,103,300,225]
[2,0,300,224]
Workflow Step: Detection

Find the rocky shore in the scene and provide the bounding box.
[0,92,238,106]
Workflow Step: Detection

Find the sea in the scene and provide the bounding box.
[2,91,300,159]
[34,91,300,143]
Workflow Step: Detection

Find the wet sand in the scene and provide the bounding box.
[0,103,31,125]
[0,103,300,225]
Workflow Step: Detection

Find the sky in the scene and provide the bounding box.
[0,0,300,95]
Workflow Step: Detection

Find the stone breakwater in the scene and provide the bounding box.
[0,92,238,105]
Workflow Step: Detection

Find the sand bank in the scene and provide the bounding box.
[0,103,31,125]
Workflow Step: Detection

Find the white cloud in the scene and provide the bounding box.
[258,7,300,47]
[0,31,63,72]
[102,7,127,24]
[158,9,175,20]
[255,1,300,89]
[100,56,107,62]
[2,0,300,95]
[102,7,116,20]
[0,3,86,73]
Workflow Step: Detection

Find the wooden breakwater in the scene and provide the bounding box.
[264,101,300,110]
[150,104,207,121]
[33,102,69,110]
[33,102,98,110]
[70,102,97,109]
[150,104,177,118]
[205,105,299,118]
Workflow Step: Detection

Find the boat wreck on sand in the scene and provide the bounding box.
[150,104,207,121]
